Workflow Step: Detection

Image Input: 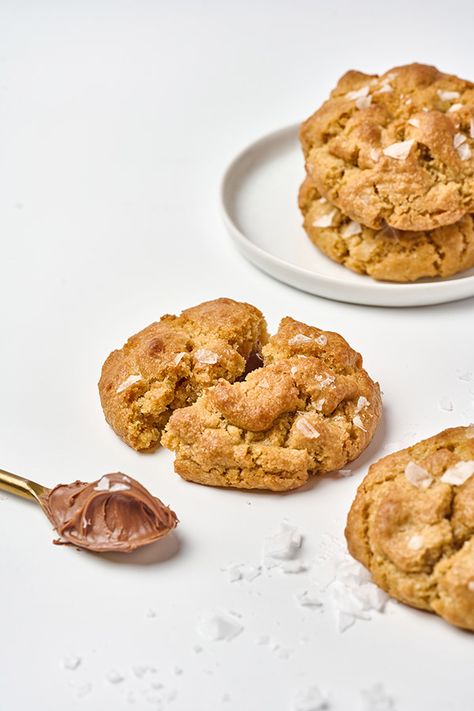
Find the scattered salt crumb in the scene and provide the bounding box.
[263,521,304,573]
[346,86,369,101]
[382,140,414,160]
[116,374,142,394]
[361,683,395,711]
[295,417,321,440]
[194,348,219,365]
[375,83,392,94]
[355,396,370,413]
[318,197,328,204]
[437,89,460,101]
[226,564,243,582]
[369,148,380,162]
[337,469,353,477]
[352,415,367,432]
[407,117,420,128]
[62,655,81,671]
[146,608,157,618]
[356,95,372,110]
[315,335,327,346]
[440,460,474,485]
[438,396,453,412]
[132,665,155,678]
[174,351,186,366]
[315,373,335,387]
[196,613,243,642]
[296,586,323,608]
[290,366,298,375]
[328,556,388,632]
[458,370,472,381]
[258,378,270,389]
[456,142,471,161]
[225,563,262,583]
[106,670,125,684]
[289,333,313,346]
[312,210,336,228]
[341,220,362,238]
[75,683,92,699]
[315,398,325,412]
[293,684,329,711]
[404,461,433,489]
[448,103,463,112]
[408,535,424,550]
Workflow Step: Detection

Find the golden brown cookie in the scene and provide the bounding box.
[98,298,268,450]
[299,177,474,282]
[301,63,474,231]
[346,426,474,632]
[162,317,381,491]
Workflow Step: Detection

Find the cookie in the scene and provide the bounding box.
[346,426,474,632]
[98,298,268,450]
[162,317,381,491]
[299,176,474,282]
[301,63,474,231]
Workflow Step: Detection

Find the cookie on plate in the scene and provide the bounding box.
[299,176,474,282]
[98,298,268,450]
[301,63,474,231]
[162,317,381,491]
[346,426,474,632]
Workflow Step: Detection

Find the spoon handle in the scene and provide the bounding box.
[0,468,47,503]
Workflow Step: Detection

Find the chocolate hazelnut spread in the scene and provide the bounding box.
[42,473,178,552]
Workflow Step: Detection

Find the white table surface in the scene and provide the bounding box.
[1,2,473,710]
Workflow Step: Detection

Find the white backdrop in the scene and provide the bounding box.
[0,2,473,710]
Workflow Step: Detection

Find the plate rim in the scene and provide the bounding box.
[220,123,474,307]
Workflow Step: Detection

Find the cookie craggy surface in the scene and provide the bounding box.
[99,299,268,450]
[163,317,381,491]
[346,426,474,632]
[298,176,474,282]
[301,63,474,231]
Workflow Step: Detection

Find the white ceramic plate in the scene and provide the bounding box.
[221,124,474,307]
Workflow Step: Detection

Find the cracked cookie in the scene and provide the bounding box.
[162,317,381,491]
[299,176,474,282]
[98,298,268,450]
[301,63,474,231]
[346,426,474,632]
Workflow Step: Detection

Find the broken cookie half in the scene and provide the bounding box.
[162,317,382,491]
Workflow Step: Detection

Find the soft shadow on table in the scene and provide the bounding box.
[97,531,181,566]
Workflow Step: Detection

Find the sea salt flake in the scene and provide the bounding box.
[346,86,369,101]
[328,557,388,633]
[376,83,392,94]
[341,220,362,238]
[289,333,313,345]
[338,468,353,477]
[356,95,372,110]
[263,521,303,572]
[453,132,466,148]
[174,351,186,366]
[109,483,130,492]
[315,373,335,387]
[438,396,453,411]
[94,476,111,491]
[440,460,474,485]
[456,142,471,161]
[194,348,219,365]
[467,580,474,592]
[355,396,370,413]
[196,613,243,642]
[116,374,142,393]
[408,535,424,550]
[295,417,321,439]
[383,139,414,160]
[369,148,380,162]
[407,117,420,127]
[293,684,329,711]
[62,655,81,671]
[448,103,463,112]
[315,398,326,412]
[258,378,270,388]
[312,210,336,228]
[290,366,298,375]
[404,461,433,489]
[315,334,327,346]
[318,196,328,204]
[352,415,367,432]
[438,89,460,101]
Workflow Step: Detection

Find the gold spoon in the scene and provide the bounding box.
[0,467,48,508]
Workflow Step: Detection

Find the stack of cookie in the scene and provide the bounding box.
[299,63,474,282]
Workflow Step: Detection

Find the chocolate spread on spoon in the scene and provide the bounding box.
[41,473,178,552]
